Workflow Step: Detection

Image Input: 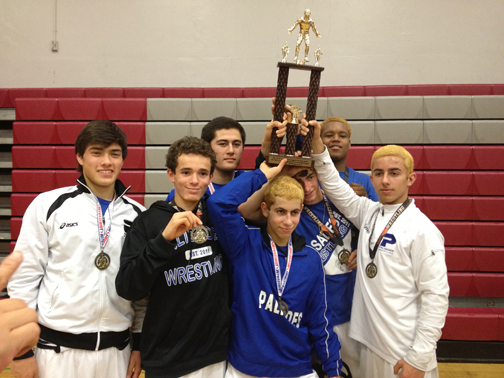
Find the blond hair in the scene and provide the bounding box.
[321,117,351,138]
[371,145,414,175]
[264,176,304,208]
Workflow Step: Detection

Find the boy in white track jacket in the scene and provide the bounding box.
[305,119,449,378]
[8,121,146,378]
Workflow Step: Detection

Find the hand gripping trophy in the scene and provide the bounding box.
[288,9,321,64]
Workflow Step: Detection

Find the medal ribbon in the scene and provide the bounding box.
[303,195,344,246]
[368,198,411,260]
[343,167,349,183]
[94,196,114,253]
[207,182,215,194]
[207,171,235,195]
[171,200,204,224]
[269,235,293,303]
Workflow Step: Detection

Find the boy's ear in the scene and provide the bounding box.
[260,202,269,218]
[407,172,417,187]
[167,168,175,183]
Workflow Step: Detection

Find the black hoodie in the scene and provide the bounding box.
[116,198,231,377]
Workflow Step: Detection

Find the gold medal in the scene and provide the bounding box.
[338,249,350,264]
[190,225,209,244]
[366,262,378,278]
[95,251,110,270]
[278,299,289,316]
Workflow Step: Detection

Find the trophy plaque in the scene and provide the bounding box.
[268,62,324,167]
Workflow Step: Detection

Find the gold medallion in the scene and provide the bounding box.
[338,249,350,264]
[95,251,110,270]
[190,225,209,244]
[278,299,289,316]
[366,262,378,278]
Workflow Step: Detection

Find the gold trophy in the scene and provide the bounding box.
[268,12,324,168]
[288,9,321,65]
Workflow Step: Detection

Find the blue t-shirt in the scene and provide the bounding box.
[97,197,111,216]
[166,170,246,201]
[343,167,378,202]
[295,198,356,326]
[294,168,377,326]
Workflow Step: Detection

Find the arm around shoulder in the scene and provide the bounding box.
[207,170,269,260]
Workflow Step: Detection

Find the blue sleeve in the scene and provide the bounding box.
[207,170,268,261]
[363,176,378,202]
[305,256,343,377]
[348,168,379,202]
[166,188,175,202]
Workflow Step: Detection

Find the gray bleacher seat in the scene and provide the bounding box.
[473,120,504,143]
[145,171,173,193]
[191,99,237,121]
[145,146,169,169]
[327,97,375,120]
[375,96,423,119]
[241,122,268,144]
[424,121,473,144]
[348,121,375,144]
[236,98,274,121]
[423,96,472,119]
[147,99,192,121]
[472,96,504,119]
[145,122,191,144]
[375,121,424,144]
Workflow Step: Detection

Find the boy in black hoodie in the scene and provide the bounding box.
[116,136,231,378]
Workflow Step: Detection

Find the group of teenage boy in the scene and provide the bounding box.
[3,102,449,378]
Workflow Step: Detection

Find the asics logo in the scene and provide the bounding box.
[60,222,78,229]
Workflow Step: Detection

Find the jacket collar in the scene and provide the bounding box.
[76,174,130,201]
[260,227,306,254]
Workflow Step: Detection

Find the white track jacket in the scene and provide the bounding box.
[313,147,449,372]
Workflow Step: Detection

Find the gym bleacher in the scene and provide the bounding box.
[1,84,503,362]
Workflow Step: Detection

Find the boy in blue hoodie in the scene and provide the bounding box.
[207,157,342,378]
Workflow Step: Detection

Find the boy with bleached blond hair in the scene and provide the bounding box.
[207,157,342,378]
[307,117,449,378]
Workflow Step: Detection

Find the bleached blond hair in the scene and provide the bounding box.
[264,176,304,208]
[371,145,414,175]
[321,117,351,138]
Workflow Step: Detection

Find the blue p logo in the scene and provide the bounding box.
[380,233,396,248]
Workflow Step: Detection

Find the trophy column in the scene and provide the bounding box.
[301,69,322,157]
[271,65,290,155]
[269,63,324,167]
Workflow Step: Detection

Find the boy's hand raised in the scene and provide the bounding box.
[259,159,287,181]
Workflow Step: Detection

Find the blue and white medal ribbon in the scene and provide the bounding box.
[269,235,293,316]
[94,197,114,270]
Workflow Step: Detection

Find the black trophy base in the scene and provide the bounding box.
[268,153,312,168]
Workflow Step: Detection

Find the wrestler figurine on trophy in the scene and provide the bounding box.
[288,9,321,65]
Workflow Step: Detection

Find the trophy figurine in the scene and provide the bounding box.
[288,9,321,65]
[281,42,289,63]
[314,46,323,67]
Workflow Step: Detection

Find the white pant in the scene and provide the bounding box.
[225,362,318,378]
[35,346,130,378]
[334,322,361,378]
[358,344,439,378]
[177,361,227,378]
